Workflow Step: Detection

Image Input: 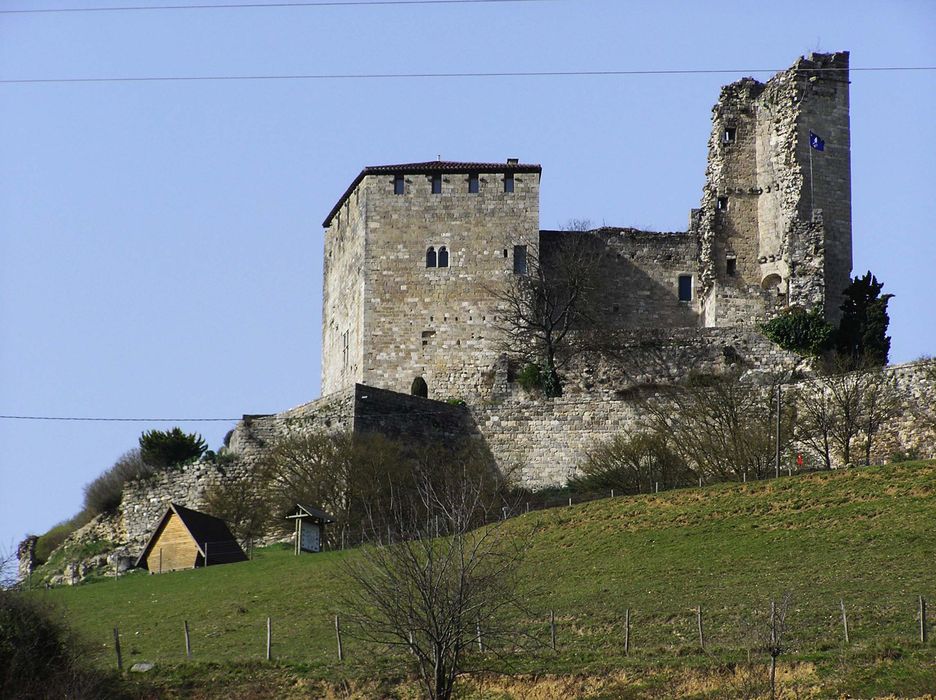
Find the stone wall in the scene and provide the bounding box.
[790,358,936,469]
[540,228,702,329]
[120,459,253,551]
[472,327,810,488]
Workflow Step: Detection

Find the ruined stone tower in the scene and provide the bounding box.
[697,51,852,326]
[321,161,541,400]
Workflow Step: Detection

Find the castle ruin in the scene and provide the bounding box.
[318,52,852,405]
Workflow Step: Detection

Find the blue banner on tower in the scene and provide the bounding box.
[809,131,825,151]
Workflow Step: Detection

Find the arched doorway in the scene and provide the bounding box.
[410,376,428,398]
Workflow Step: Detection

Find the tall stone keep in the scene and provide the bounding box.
[697,51,851,326]
[321,160,541,400]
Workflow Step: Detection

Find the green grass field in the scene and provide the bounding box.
[34,461,936,698]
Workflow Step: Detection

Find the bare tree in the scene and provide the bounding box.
[258,431,414,534]
[642,373,795,482]
[203,460,271,548]
[491,225,605,397]
[859,368,901,466]
[793,383,837,471]
[571,432,695,494]
[736,592,794,700]
[341,470,533,700]
[0,543,19,590]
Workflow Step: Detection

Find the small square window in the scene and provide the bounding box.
[431,174,442,194]
[394,175,405,195]
[504,173,514,193]
[468,174,479,193]
[716,196,729,211]
[678,275,692,302]
[723,127,737,144]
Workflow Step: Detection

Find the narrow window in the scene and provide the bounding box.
[504,173,515,193]
[726,256,737,276]
[716,196,729,211]
[503,249,508,258]
[426,246,437,268]
[513,244,527,274]
[431,174,442,194]
[438,246,449,268]
[342,330,349,368]
[723,127,737,144]
[678,275,693,302]
[394,174,405,195]
[468,174,479,193]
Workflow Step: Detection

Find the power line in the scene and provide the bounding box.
[0,414,240,422]
[1,0,555,14]
[2,65,933,86]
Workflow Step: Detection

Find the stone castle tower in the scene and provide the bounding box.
[321,161,541,399]
[697,51,851,326]
[320,52,852,401]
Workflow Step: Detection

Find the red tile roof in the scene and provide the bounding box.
[323,160,541,227]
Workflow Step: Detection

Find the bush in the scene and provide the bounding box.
[83,448,154,515]
[33,511,93,566]
[516,363,545,392]
[139,427,207,469]
[0,590,123,698]
[570,433,696,494]
[760,306,834,356]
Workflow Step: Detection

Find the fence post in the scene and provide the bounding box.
[840,599,849,645]
[550,609,556,650]
[335,614,344,661]
[611,489,615,498]
[204,542,209,567]
[266,617,272,661]
[113,626,123,670]
[921,596,928,643]
[568,497,572,507]
[624,608,630,656]
[697,605,704,650]
[184,620,192,658]
[655,482,659,493]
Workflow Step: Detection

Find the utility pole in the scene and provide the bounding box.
[775,384,782,478]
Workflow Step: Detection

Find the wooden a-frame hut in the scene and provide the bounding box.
[136,503,247,573]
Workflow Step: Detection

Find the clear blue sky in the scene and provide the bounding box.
[1,0,934,564]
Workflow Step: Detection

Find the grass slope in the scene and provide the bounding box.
[35,461,936,698]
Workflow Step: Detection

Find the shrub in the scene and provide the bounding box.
[139,427,207,469]
[570,433,696,494]
[83,448,154,515]
[516,363,545,392]
[0,590,122,698]
[759,306,834,356]
[33,511,93,566]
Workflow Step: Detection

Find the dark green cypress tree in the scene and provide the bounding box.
[835,271,894,368]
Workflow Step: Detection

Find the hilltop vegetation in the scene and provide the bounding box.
[29,461,936,699]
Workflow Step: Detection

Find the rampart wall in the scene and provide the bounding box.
[540,228,702,330]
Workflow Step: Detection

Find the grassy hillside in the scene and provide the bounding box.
[34,461,936,698]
